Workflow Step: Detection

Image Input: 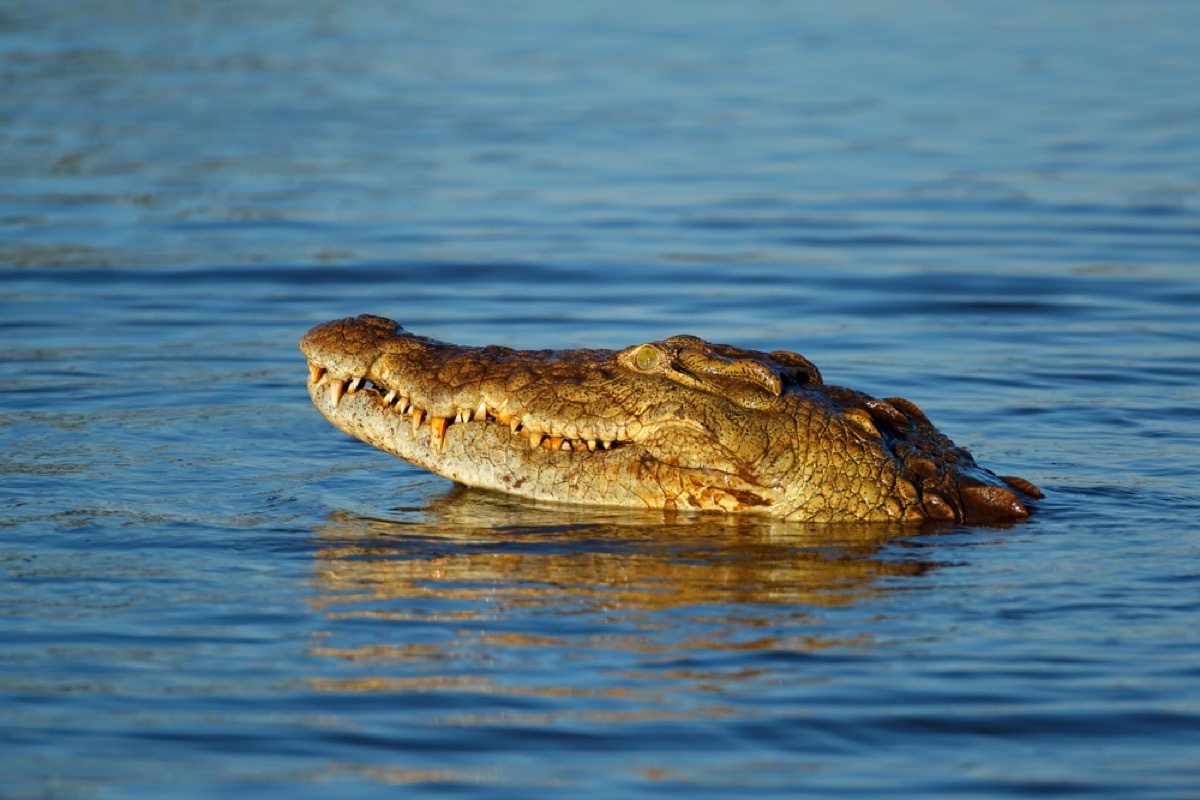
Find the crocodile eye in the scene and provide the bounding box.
[634,345,660,371]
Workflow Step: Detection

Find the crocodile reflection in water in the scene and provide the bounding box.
[307,488,942,695]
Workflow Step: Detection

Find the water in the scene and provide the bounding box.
[3,1,1200,797]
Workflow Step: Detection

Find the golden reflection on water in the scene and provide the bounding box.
[308,488,936,677]
[301,490,944,785]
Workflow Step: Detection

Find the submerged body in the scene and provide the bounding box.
[301,315,1041,524]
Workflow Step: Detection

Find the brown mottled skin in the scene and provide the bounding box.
[301,315,1042,524]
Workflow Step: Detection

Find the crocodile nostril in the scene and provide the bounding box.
[358,314,403,333]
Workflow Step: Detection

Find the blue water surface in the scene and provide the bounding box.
[3,1,1200,798]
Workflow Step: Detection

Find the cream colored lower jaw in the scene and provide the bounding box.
[307,378,794,519]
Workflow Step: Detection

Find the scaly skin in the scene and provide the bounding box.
[301,315,1042,524]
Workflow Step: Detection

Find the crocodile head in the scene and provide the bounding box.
[301,314,1041,524]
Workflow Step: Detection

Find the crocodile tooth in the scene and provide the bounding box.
[560,440,573,451]
[547,436,564,450]
[383,389,397,405]
[601,439,613,450]
[330,379,346,407]
[429,416,449,450]
[495,408,513,425]
[586,439,597,452]
[399,396,411,413]
[410,407,425,435]
[510,416,522,434]
[309,364,325,383]
[454,411,465,423]
[529,432,544,448]
[347,376,363,394]
[475,399,489,422]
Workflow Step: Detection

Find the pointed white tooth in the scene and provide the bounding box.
[410,407,425,435]
[308,364,325,383]
[586,440,597,452]
[330,379,346,407]
[475,399,489,421]
[601,439,613,450]
[400,396,411,413]
[529,432,544,448]
[383,390,397,405]
[458,407,472,423]
[429,417,449,450]
[560,440,573,451]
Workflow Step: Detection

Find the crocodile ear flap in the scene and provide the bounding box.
[768,350,822,386]
[676,349,784,396]
[729,358,784,396]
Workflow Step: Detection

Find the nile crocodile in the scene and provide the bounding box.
[301,315,1042,524]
